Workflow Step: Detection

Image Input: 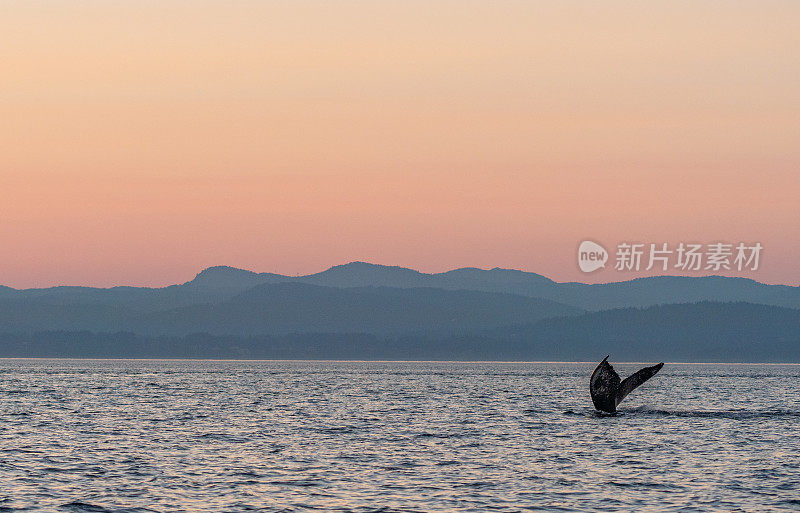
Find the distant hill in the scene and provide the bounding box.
[466,301,800,362]
[0,262,799,360]
[128,283,582,336]
[181,262,800,311]
[2,262,798,313]
[0,282,581,336]
[2,302,798,362]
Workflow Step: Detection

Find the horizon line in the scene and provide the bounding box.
[1,357,798,365]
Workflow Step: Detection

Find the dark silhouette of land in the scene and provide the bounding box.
[0,262,798,361]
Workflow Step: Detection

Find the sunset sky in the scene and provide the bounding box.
[2,1,798,288]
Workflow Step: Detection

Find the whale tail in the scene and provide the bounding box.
[590,356,663,413]
[616,362,663,406]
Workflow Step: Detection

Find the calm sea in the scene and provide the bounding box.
[1,360,798,512]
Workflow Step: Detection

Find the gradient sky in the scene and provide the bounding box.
[2,1,798,288]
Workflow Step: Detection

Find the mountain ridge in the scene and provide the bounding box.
[2,262,799,312]
[1,301,797,362]
[175,262,800,311]
[127,282,582,336]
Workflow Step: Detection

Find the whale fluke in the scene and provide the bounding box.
[590,356,663,413]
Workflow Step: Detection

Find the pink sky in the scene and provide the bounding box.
[2,1,798,288]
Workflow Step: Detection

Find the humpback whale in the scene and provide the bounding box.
[590,356,663,413]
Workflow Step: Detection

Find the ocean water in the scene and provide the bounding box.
[1,360,799,512]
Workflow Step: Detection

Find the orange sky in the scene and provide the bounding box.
[2,1,798,288]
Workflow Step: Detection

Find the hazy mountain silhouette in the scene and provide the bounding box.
[2,302,797,362]
[456,301,800,362]
[124,282,584,336]
[177,262,800,310]
[4,262,797,311]
[0,281,581,336]
[184,266,287,293]
[1,262,799,359]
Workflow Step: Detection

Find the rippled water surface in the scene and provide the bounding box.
[1,360,799,512]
